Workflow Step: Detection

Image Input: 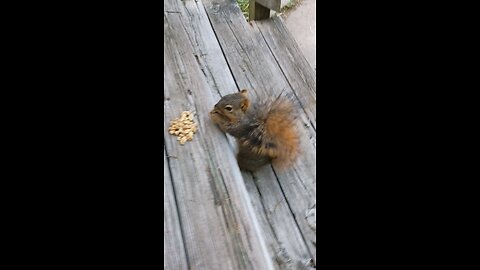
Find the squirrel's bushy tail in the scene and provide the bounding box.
[255,95,300,170]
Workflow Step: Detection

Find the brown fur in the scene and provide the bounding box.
[248,98,300,170]
[210,89,300,171]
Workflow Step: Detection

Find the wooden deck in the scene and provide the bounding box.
[164,0,316,269]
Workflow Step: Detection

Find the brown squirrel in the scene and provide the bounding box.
[209,89,300,171]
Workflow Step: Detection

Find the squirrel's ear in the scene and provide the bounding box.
[240,89,248,97]
[240,98,250,112]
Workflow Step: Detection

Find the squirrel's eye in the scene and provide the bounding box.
[225,105,233,112]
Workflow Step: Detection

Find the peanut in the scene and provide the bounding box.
[168,110,197,145]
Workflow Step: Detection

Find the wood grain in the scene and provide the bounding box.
[164,0,316,268]
[250,0,272,21]
[203,0,317,267]
[254,0,281,12]
[164,0,274,269]
[164,147,189,270]
[256,16,317,130]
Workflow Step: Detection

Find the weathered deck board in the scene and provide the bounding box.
[202,0,316,146]
[204,0,287,100]
[174,1,315,268]
[164,147,188,270]
[202,0,317,266]
[256,17,317,130]
[164,0,316,269]
[164,1,274,269]
[179,0,240,105]
[254,16,317,264]
[243,169,315,270]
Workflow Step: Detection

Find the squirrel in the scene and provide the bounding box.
[209,89,300,171]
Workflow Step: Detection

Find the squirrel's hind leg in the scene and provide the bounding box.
[237,147,271,172]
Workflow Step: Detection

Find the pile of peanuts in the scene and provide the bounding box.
[168,111,198,145]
